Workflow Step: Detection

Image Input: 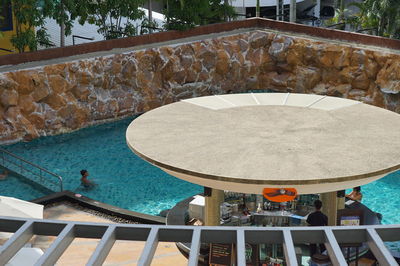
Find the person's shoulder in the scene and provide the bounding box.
[307,211,318,219]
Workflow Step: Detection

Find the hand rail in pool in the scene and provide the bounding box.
[0,148,63,192]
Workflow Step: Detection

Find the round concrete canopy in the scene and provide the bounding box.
[126,93,400,194]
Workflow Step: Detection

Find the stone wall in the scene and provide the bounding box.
[0,30,399,143]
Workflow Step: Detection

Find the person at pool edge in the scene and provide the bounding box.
[346,186,363,201]
[80,169,96,188]
[306,200,328,257]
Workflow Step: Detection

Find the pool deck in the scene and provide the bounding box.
[2,203,187,266]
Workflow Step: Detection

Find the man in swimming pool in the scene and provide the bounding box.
[80,169,96,188]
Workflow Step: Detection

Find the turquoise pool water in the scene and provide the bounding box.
[0,171,49,200]
[1,116,399,223]
[1,116,202,216]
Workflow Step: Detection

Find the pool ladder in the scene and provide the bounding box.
[0,148,63,192]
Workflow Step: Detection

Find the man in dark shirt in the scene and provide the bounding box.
[306,200,328,257]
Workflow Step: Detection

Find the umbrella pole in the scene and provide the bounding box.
[321,191,338,226]
[205,189,224,226]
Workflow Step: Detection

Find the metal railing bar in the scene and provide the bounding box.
[137,227,159,266]
[34,223,75,266]
[2,160,58,188]
[72,35,95,45]
[0,47,14,53]
[3,159,34,174]
[0,220,34,265]
[2,217,400,234]
[0,218,400,266]
[187,228,201,266]
[282,229,298,266]
[324,229,347,266]
[0,148,61,179]
[0,148,63,191]
[366,228,398,266]
[4,160,45,180]
[236,229,246,266]
[87,225,117,266]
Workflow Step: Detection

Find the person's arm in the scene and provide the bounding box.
[306,214,311,225]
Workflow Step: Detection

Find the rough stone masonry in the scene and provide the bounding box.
[0,30,399,143]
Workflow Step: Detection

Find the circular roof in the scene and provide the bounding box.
[126,93,400,194]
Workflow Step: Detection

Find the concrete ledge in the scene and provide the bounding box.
[31,190,165,224]
[1,18,399,67]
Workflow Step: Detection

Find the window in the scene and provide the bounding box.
[0,0,13,31]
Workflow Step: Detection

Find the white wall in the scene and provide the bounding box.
[40,8,165,49]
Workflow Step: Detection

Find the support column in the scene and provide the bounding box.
[148,0,153,34]
[205,189,224,226]
[314,0,321,19]
[321,191,337,226]
[276,0,281,21]
[289,0,296,23]
[337,190,345,210]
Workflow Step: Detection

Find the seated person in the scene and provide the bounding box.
[0,169,8,180]
[346,186,362,201]
[80,169,96,188]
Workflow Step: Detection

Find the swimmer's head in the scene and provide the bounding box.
[80,169,88,177]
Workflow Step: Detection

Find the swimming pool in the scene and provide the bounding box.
[1,116,399,223]
[1,116,202,216]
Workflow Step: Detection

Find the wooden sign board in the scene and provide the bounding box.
[209,243,234,266]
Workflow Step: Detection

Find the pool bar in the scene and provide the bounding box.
[0,217,399,266]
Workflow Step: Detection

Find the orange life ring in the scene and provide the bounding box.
[263,188,297,202]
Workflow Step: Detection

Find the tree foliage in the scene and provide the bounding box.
[349,0,400,38]
[75,0,146,40]
[164,0,236,31]
[8,0,51,53]
[41,0,80,37]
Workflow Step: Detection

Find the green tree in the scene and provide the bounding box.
[41,0,81,45]
[139,17,159,34]
[8,0,51,53]
[75,0,146,40]
[163,0,236,31]
[349,0,400,38]
[325,0,347,30]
